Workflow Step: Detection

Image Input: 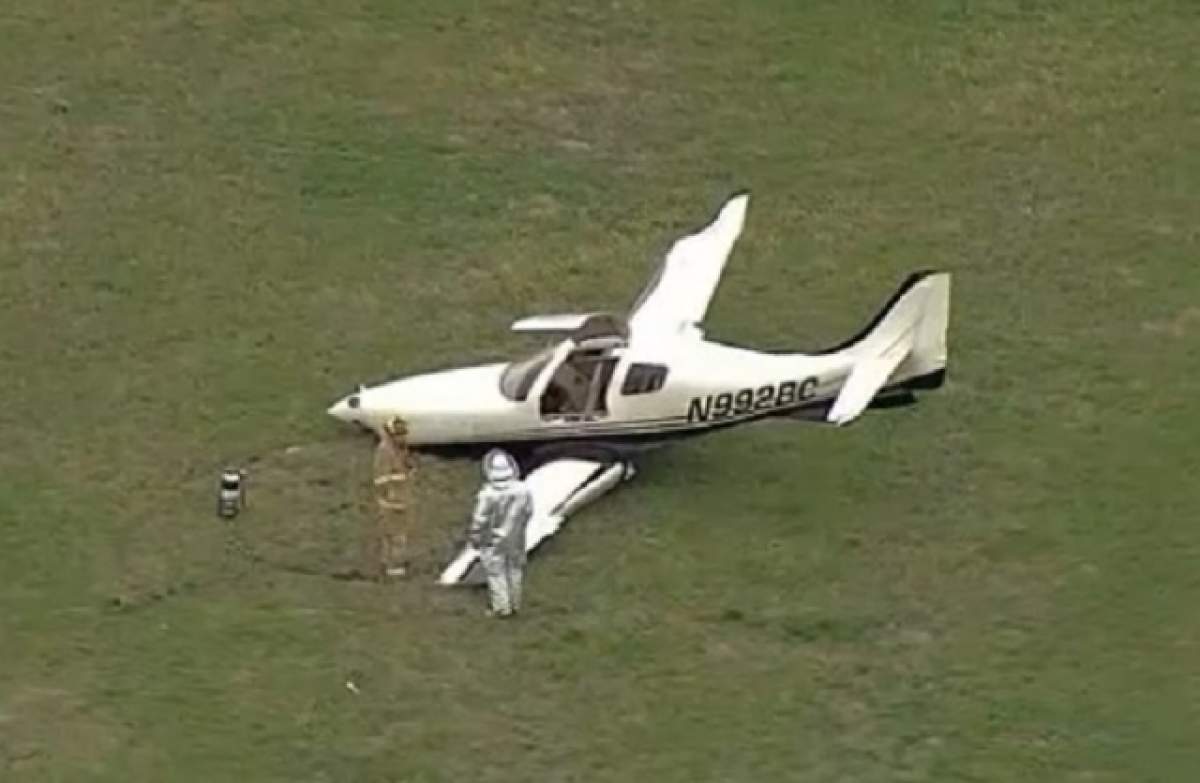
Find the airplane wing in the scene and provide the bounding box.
[826,333,913,426]
[627,192,749,337]
[438,455,635,586]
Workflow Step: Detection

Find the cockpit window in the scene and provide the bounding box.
[621,363,669,395]
[499,346,555,402]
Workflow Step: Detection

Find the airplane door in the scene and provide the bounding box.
[539,347,621,421]
[584,357,618,415]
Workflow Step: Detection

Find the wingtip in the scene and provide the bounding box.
[727,189,751,207]
[721,191,750,221]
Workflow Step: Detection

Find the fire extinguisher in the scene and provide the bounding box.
[217,468,245,519]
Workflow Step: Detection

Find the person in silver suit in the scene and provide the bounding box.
[467,449,533,617]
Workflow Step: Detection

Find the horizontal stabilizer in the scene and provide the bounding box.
[826,337,911,426]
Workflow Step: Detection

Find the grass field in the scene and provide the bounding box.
[3,0,1199,780]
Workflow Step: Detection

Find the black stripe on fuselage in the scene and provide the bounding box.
[484,414,690,441]
[548,367,945,444]
[586,369,940,445]
[416,368,945,460]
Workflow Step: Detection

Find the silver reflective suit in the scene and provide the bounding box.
[468,450,533,616]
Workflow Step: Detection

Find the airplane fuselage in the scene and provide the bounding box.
[328,270,949,451]
[327,337,886,450]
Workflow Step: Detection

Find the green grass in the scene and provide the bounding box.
[3,0,1199,779]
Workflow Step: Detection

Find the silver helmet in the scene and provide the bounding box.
[482,449,518,484]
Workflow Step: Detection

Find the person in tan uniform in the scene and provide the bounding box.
[372,417,415,579]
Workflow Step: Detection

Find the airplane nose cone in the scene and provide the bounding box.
[327,392,362,424]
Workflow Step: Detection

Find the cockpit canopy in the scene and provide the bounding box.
[499,346,555,402]
[498,313,629,403]
[570,313,628,342]
[510,312,628,342]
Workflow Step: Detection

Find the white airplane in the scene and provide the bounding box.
[327,192,951,585]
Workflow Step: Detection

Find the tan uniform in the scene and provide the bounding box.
[372,420,414,578]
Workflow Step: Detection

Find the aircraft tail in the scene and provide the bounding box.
[895,270,950,383]
[823,271,950,425]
